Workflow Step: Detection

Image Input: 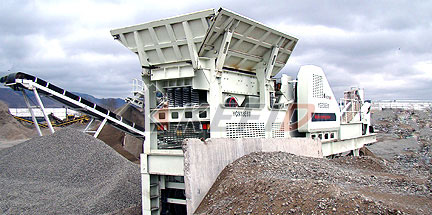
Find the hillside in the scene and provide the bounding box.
[0,87,125,109]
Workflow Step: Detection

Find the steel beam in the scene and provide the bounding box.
[265,46,280,80]
[134,31,151,66]
[93,118,107,138]
[22,90,42,136]
[33,88,54,134]
[215,30,233,71]
[182,21,199,69]
[167,198,186,205]
[166,182,185,190]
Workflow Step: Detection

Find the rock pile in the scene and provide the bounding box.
[0,128,141,214]
[196,152,432,214]
[0,100,35,141]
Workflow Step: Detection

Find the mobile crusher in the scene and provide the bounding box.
[110,8,376,214]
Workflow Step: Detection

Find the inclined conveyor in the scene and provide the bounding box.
[0,72,145,139]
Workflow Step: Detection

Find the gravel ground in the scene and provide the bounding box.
[371,109,432,174]
[196,152,432,214]
[0,128,141,214]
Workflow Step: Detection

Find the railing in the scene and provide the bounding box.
[339,98,361,123]
[132,78,145,95]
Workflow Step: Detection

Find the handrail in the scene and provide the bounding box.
[339,98,361,123]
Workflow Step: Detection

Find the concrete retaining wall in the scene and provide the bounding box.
[183,138,322,214]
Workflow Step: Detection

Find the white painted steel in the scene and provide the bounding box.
[84,118,95,132]
[94,118,107,138]
[21,90,42,136]
[297,65,341,132]
[146,153,184,176]
[220,71,258,95]
[321,134,376,156]
[110,9,215,67]
[111,8,298,74]
[166,182,185,190]
[32,88,55,134]
[198,8,298,74]
[167,198,187,205]
[339,123,362,140]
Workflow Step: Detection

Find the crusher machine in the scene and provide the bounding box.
[110,8,376,214]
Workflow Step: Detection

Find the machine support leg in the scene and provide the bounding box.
[353,149,360,157]
[84,117,95,132]
[33,88,55,134]
[141,173,152,215]
[22,90,42,136]
[94,118,107,138]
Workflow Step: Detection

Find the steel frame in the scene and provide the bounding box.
[5,77,145,138]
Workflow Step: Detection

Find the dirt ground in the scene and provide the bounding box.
[197,108,432,214]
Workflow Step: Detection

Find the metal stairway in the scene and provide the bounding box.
[125,79,145,108]
[0,72,145,139]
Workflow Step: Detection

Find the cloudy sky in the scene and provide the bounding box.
[1,0,431,100]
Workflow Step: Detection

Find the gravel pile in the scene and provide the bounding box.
[0,128,141,214]
[196,152,432,214]
[0,100,36,141]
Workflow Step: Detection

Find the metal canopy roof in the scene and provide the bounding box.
[110,8,298,75]
[198,8,298,75]
[110,9,215,67]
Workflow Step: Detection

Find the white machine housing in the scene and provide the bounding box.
[297,65,341,141]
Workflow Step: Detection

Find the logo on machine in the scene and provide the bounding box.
[311,113,336,122]
[233,110,251,117]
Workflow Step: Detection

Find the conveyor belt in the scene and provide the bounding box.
[0,72,145,139]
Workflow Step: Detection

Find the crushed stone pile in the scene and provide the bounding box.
[0,128,141,214]
[196,152,432,214]
[0,100,35,141]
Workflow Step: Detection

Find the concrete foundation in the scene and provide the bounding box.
[183,137,322,214]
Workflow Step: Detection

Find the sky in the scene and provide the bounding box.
[0,0,431,100]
